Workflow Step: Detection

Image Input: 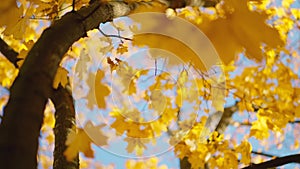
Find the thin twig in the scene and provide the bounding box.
[251,150,277,158]
[291,120,300,124]
[98,27,132,41]
[72,0,75,11]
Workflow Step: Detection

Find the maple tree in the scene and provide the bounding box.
[0,0,299,168]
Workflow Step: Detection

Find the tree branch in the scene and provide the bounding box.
[166,0,220,8]
[215,103,238,133]
[291,120,300,124]
[242,154,300,169]
[235,120,300,126]
[180,156,191,169]
[0,37,21,68]
[251,151,276,158]
[0,37,79,168]
[0,1,129,168]
[51,85,79,169]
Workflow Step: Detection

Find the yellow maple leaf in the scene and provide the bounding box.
[124,137,148,156]
[235,140,252,165]
[291,8,300,19]
[282,0,295,8]
[197,0,284,64]
[0,57,18,87]
[53,66,68,89]
[64,128,94,161]
[188,152,205,169]
[83,121,108,147]
[133,34,206,71]
[125,157,168,169]
[95,69,111,109]
[110,116,128,135]
[150,120,167,136]
[0,3,23,39]
[116,62,136,94]
[250,109,270,139]
[85,69,110,109]
[223,151,238,168]
[116,44,128,54]
[64,121,108,161]
[1,3,36,39]
[116,62,148,95]
[17,40,35,67]
[0,0,14,11]
[149,89,167,113]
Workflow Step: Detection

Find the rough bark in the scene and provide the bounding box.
[51,86,79,169]
[0,1,118,168]
[0,37,79,168]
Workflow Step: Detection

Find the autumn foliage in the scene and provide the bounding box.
[0,0,299,169]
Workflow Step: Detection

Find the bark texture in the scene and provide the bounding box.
[0,2,115,168]
[51,86,79,169]
[0,37,79,169]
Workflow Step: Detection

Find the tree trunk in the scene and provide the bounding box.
[51,86,79,169]
[0,2,116,168]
